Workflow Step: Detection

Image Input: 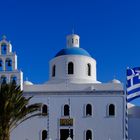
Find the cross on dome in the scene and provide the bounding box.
[2,35,7,40]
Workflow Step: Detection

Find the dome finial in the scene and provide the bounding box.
[2,35,6,40]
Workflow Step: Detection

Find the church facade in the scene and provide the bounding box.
[0,34,130,140]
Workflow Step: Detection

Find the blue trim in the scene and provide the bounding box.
[127,94,140,102]
[127,87,140,95]
[55,47,91,57]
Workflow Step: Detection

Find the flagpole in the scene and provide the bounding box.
[125,67,129,140]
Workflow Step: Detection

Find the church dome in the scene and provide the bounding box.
[110,79,121,84]
[48,33,97,83]
[55,47,91,58]
[24,80,33,85]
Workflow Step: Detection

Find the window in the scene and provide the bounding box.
[5,59,12,71]
[68,62,74,74]
[87,64,91,76]
[1,43,7,54]
[86,130,92,140]
[11,76,17,85]
[72,38,74,44]
[86,104,92,116]
[52,65,56,77]
[0,59,3,71]
[64,104,70,116]
[75,39,78,44]
[1,76,7,84]
[109,104,115,116]
[42,105,48,115]
[42,130,47,140]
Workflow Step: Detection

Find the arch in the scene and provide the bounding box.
[86,104,92,116]
[86,130,92,140]
[1,75,7,84]
[109,104,115,116]
[72,38,74,44]
[10,76,17,85]
[42,105,48,115]
[52,65,56,77]
[68,62,74,74]
[64,104,70,116]
[5,58,12,71]
[42,130,47,140]
[75,39,78,44]
[1,43,7,54]
[87,63,91,76]
[0,59,3,71]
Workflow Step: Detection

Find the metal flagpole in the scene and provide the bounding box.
[67,98,72,140]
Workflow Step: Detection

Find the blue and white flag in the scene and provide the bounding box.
[127,67,140,101]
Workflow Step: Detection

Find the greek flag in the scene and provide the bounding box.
[127,67,140,101]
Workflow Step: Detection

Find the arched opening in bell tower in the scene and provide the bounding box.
[5,58,12,71]
[1,75,7,84]
[1,43,7,55]
[0,59,3,71]
[10,76,17,85]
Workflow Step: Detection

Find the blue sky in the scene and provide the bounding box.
[0,0,140,104]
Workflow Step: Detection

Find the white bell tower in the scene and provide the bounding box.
[0,36,23,89]
[66,34,80,48]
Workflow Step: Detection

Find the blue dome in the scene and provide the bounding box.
[55,47,91,57]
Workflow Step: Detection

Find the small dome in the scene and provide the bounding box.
[55,47,91,58]
[110,79,121,84]
[24,80,33,85]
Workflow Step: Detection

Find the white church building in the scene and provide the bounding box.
[0,34,139,140]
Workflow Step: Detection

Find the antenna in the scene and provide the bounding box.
[72,24,75,34]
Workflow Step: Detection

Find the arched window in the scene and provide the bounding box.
[87,63,91,76]
[42,130,47,140]
[72,38,74,44]
[75,39,78,44]
[52,65,56,77]
[109,104,115,116]
[1,76,7,84]
[68,62,74,74]
[86,104,92,116]
[42,105,48,115]
[5,59,12,71]
[64,104,70,116]
[86,130,92,140]
[10,76,17,85]
[0,59,3,71]
[1,43,7,54]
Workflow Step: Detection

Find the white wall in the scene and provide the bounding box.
[11,92,125,140]
[49,55,97,83]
